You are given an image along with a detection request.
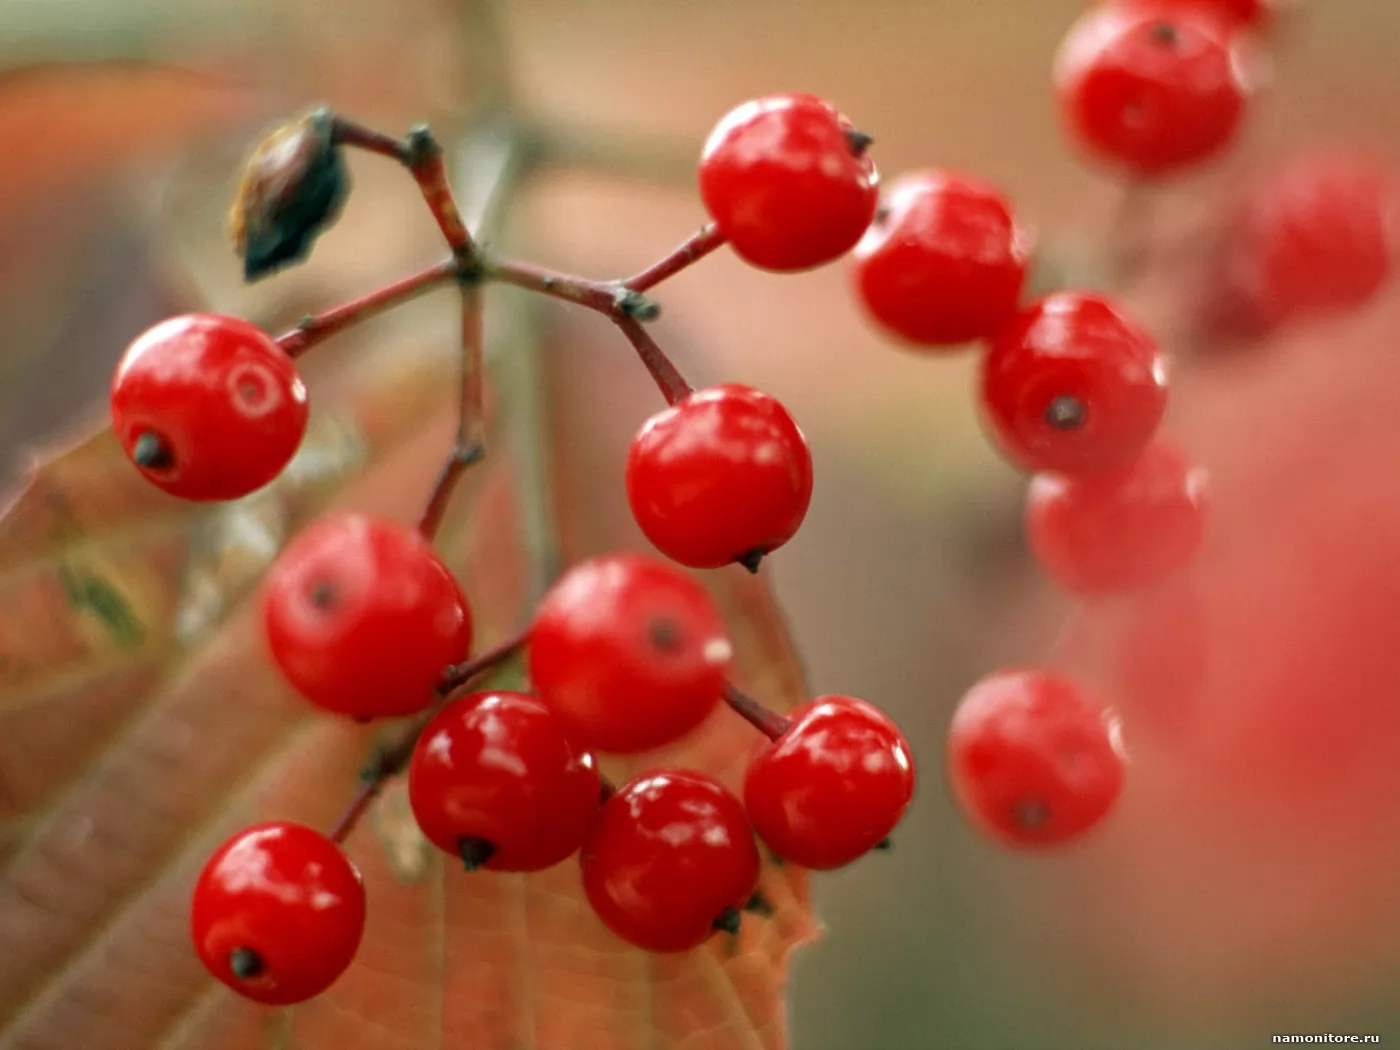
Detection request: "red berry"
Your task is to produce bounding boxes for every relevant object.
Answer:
[1026,441,1207,595]
[408,690,601,872]
[948,669,1126,848]
[626,384,813,570]
[262,513,472,719]
[529,554,731,753]
[190,821,366,1005]
[743,695,915,870]
[580,769,760,952]
[111,313,308,501]
[981,292,1168,476]
[699,93,879,272]
[1055,3,1253,176]
[852,171,1033,347]
[1204,152,1398,337]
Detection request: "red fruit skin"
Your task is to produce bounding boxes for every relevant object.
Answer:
[407,691,601,871]
[1205,152,1398,337]
[699,93,879,272]
[981,292,1168,476]
[580,769,760,952]
[743,695,916,870]
[852,171,1033,348]
[262,513,473,719]
[111,313,309,501]
[1055,3,1252,176]
[190,821,366,1005]
[529,554,732,754]
[626,384,813,569]
[948,669,1126,848]
[1026,441,1207,595]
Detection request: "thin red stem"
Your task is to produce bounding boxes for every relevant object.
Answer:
[615,316,693,405]
[275,258,458,357]
[327,630,528,845]
[488,258,624,314]
[624,223,726,292]
[722,682,792,742]
[330,118,407,162]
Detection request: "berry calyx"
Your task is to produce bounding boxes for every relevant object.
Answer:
[626,384,813,570]
[262,512,472,719]
[852,171,1033,347]
[190,821,366,1004]
[947,669,1126,848]
[407,690,602,871]
[1026,440,1207,594]
[699,93,879,271]
[1055,3,1253,175]
[1203,151,1398,337]
[580,769,760,952]
[981,292,1168,475]
[110,313,309,501]
[528,553,732,753]
[743,695,915,869]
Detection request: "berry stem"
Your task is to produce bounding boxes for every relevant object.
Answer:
[722,681,792,741]
[1108,179,1152,288]
[326,629,528,845]
[623,223,726,292]
[275,258,459,358]
[614,316,694,405]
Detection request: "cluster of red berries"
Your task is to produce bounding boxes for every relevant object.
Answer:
[104,0,1398,1014]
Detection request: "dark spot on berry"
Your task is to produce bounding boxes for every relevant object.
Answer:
[229,946,265,981]
[237,377,262,404]
[308,579,339,610]
[1044,395,1087,430]
[132,432,175,471]
[649,618,682,652]
[712,905,743,935]
[737,549,766,574]
[874,837,894,852]
[1013,797,1051,829]
[844,128,874,157]
[457,836,495,871]
[352,714,373,725]
[873,205,892,225]
[1150,21,1179,47]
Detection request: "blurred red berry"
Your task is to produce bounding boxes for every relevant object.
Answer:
[1203,151,1398,338]
[948,669,1126,848]
[699,93,879,271]
[1056,3,1254,176]
[852,171,1033,347]
[1027,441,1208,594]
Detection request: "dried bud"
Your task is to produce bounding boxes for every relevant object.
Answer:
[229,107,349,282]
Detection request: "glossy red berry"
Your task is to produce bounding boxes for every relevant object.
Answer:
[529,554,732,753]
[1055,3,1253,176]
[699,93,879,272]
[1027,441,1207,595]
[626,384,813,570]
[111,313,308,501]
[852,171,1033,347]
[580,769,760,952]
[190,821,366,1005]
[981,292,1168,476]
[1204,152,1397,337]
[408,690,601,872]
[948,669,1126,848]
[262,512,472,719]
[744,695,915,870]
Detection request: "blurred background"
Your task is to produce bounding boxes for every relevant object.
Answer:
[3,0,1400,1048]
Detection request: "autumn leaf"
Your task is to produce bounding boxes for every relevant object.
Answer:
[0,242,817,1048]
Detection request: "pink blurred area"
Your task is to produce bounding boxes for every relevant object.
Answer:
[4,0,1400,1047]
